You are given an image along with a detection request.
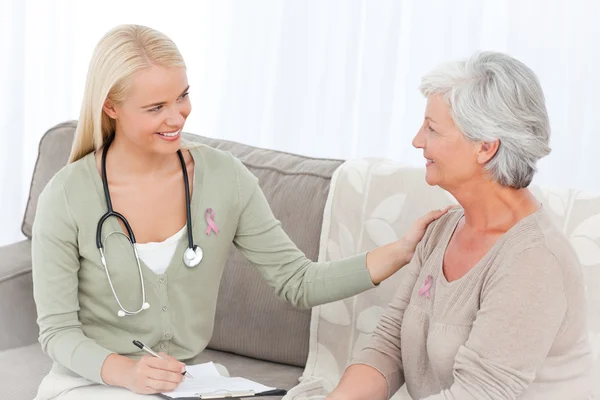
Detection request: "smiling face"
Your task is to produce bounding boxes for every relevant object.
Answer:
[103,65,191,155]
[412,94,485,190]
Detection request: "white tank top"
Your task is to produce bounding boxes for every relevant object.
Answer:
[136,225,186,275]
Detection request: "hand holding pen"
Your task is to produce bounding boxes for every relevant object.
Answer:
[116,340,194,395]
[133,340,195,379]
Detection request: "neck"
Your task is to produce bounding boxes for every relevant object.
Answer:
[105,132,177,178]
[447,178,541,233]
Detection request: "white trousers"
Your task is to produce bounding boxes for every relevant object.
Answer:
[34,364,230,399]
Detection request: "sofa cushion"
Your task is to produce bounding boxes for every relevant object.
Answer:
[0,240,39,351]
[0,344,300,400]
[22,121,342,367]
[184,135,343,367]
[21,121,77,238]
[0,343,53,400]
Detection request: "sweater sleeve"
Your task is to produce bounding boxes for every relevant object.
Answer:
[32,176,114,384]
[231,158,375,309]
[422,246,567,400]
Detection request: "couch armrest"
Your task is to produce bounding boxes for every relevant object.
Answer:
[0,240,39,350]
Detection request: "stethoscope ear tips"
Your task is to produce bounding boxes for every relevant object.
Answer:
[183,246,203,268]
[142,302,150,310]
[118,310,126,317]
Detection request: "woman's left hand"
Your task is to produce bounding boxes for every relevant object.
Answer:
[366,205,455,284]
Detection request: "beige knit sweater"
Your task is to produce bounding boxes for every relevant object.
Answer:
[353,208,593,399]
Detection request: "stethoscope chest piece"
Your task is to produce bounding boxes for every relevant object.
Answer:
[118,302,150,317]
[183,245,203,267]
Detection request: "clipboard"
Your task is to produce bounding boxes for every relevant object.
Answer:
[158,388,287,399]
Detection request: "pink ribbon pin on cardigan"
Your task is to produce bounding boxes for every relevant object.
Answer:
[205,208,219,236]
[418,275,433,298]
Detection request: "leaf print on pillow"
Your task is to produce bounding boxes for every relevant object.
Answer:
[576,191,600,200]
[345,159,369,194]
[338,223,356,258]
[327,240,342,261]
[569,237,600,267]
[571,214,600,241]
[356,305,386,333]
[372,161,403,176]
[365,219,398,246]
[370,194,407,224]
[546,192,567,217]
[320,301,352,326]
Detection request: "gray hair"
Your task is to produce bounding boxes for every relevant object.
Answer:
[419,51,551,189]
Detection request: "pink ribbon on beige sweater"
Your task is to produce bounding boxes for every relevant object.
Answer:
[418,275,433,298]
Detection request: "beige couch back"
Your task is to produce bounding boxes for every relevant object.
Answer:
[23,121,343,367]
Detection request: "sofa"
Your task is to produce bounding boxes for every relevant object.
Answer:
[1,121,598,400]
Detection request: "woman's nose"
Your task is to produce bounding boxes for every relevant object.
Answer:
[166,106,185,127]
[412,128,425,149]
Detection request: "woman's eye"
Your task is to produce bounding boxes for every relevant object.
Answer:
[179,92,189,100]
[148,105,163,112]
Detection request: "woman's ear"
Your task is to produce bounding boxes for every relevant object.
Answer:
[103,99,118,119]
[477,140,500,164]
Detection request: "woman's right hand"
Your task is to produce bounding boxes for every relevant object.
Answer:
[125,353,186,394]
[102,352,186,394]
[366,205,455,284]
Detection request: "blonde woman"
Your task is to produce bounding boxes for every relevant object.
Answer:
[327,52,593,399]
[31,25,449,399]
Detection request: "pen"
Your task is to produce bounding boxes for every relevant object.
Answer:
[132,340,195,379]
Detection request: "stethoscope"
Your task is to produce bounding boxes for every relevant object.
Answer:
[96,134,203,317]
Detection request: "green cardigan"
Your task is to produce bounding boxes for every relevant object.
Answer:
[31,144,373,384]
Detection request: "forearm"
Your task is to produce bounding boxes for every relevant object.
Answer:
[277,253,375,308]
[366,239,412,284]
[269,239,412,308]
[37,320,116,383]
[328,365,388,400]
[101,353,136,387]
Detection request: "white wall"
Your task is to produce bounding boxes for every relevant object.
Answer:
[1,0,599,245]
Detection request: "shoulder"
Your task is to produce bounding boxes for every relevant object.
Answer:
[188,144,251,179]
[33,155,96,235]
[37,153,94,209]
[189,143,235,166]
[188,145,258,204]
[419,207,464,257]
[502,209,579,271]
[487,209,582,292]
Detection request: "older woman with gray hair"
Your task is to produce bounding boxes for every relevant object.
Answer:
[326,51,593,399]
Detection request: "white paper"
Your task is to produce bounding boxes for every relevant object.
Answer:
[162,362,275,398]
[185,362,223,378]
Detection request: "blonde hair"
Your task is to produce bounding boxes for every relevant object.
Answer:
[68,24,186,163]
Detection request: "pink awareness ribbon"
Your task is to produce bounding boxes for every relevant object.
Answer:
[205,208,219,236]
[418,275,433,298]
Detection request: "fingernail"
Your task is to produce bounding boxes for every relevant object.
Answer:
[181,365,186,373]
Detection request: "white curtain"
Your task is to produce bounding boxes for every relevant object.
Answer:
[1,0,599,246]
